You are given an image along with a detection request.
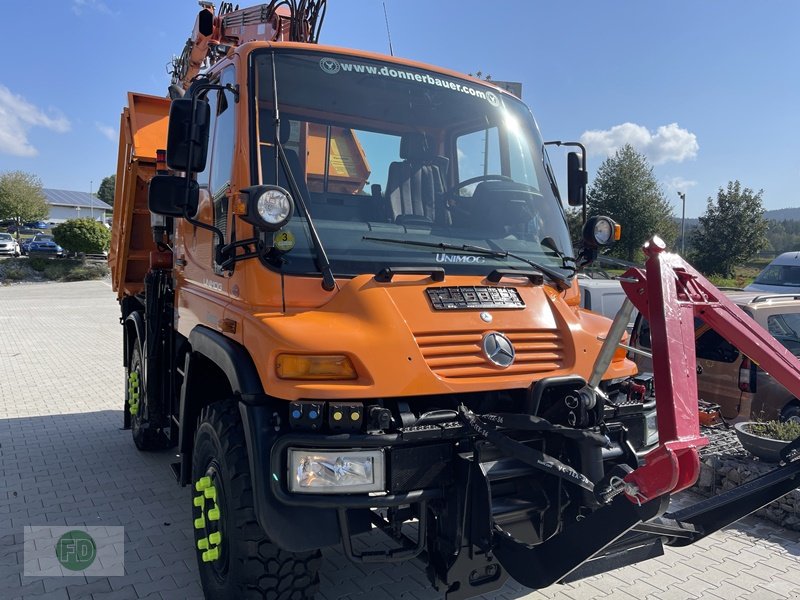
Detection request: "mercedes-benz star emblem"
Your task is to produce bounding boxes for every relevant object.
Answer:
[482,332,515,368]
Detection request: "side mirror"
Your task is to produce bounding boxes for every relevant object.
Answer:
[149,175,199,218]
[166,97,211,173]
[567,151,587,206]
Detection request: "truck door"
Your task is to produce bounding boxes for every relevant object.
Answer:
[175,67,237,335]
[695,324,743,419]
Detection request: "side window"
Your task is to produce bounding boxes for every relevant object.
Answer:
[456,127,500,196]
[696,329,739,363]
[195,92,219,190]
[208,69,236,242]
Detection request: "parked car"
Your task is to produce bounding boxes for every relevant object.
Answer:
[577,271,638,330]
[27,234,65,257]
[23,221,50,230]
[745,252,800,293]
[631,292,800,423]
[0,233,21,257]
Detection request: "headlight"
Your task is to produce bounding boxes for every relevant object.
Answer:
[582,216,621,247]
[288,449,385,494]
[257,188,293,225]
[644,409,659,448]
[240,184,294,231]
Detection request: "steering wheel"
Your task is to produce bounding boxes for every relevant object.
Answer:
[447,174,514,200]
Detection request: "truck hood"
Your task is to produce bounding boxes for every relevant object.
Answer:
[242,274,635,400]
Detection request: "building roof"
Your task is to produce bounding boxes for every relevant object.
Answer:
[42,189,112,211]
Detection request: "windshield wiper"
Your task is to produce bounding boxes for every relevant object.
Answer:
[270,53,336,291]
[362,236,571,291]
[541,237,577,273]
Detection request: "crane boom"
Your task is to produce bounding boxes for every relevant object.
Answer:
[170,0,327,92]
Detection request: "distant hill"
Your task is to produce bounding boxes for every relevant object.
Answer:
[674,208,800,227]
[764,207,800,221]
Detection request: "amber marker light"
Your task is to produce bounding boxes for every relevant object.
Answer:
[614,224,622,241]
[276,354,357,380]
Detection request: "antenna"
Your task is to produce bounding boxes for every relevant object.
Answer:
[382,2,394,56]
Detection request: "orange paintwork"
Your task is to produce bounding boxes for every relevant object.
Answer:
[114,41,636,402]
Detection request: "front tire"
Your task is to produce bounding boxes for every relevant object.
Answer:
[192,400,321,600]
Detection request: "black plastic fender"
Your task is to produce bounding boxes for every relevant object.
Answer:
[239,402,341,552]
[181,326,340,552]
[123,311,145,369]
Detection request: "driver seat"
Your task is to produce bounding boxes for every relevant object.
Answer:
[385,133,448,225]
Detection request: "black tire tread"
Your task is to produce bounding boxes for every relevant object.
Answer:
[194,400,321,599]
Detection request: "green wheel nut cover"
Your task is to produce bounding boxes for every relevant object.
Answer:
[193,477,223,562]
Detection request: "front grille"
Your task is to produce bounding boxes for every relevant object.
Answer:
[415,328,565,379]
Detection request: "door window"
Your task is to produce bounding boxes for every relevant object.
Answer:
[696,329,739,363]
[209,69,236,242]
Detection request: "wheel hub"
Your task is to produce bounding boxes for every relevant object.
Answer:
[193,465,228,573]
[127,370,140,415]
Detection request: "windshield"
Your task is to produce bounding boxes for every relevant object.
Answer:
[753,264,800,287]
[34,235,53,242]
[252,50,573,279]
[0,234,11,241]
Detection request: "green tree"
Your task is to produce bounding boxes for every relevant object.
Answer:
[96,174,116,208]
[691,181,768,277]
[0,171,49,225]
[565,207,584,243]
[53,218,110,255]
[587,145,677,261]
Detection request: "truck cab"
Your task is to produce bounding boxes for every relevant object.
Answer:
[110,9,662,599]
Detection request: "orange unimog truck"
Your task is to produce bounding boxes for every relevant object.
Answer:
[109,2,795,598]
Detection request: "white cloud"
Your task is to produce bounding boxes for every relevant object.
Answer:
[664,176,698,193]
[0,85,71,157]
[72,0,112,15]
[580,122,699,165]
[95,122,116,142]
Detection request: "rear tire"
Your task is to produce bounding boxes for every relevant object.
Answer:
[127,344,170,451]
[192,399,321,600]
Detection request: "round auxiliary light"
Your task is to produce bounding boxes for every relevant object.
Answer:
[256,187,293,228]
[583,215,618,248]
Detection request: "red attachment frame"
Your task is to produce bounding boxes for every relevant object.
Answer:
[619,237,800,503]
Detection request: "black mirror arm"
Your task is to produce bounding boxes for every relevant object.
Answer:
[217,238,263,271]
[545,140,588,221]
[181,206,228,266]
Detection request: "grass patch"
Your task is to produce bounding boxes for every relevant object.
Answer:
[1,264,27,282]
[0,257,108,284]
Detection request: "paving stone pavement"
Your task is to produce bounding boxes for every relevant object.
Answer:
[1,279,799,599]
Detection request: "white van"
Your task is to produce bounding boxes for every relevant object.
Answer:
[745,252,800,293]
[577,273,638,330]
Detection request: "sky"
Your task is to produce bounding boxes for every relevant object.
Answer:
[1,0,799,218]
